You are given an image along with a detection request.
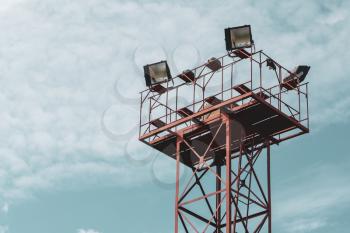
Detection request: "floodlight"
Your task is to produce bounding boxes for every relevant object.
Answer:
[281,65,310,90]
[179,69,195,83]
[144,61,172,87]
[206,57,221,71]
[225,25,253,51]
[266,58,276,70]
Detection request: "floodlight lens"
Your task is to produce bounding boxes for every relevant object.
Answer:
[144,61,171,86]
[149,62,167,83]
[294,65,310,83]
[231,27,250,48]
[281,65,310,90]
[284,65,310,83]
[225,25,253,51]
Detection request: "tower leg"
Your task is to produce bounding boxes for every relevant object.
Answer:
[225,115,231,233]
[216,165,222,233]
[175,137,181,233]
[233,144,243,233]
[267,140,272,233]
[174,119,272,233]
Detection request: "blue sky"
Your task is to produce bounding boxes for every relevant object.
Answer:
[0,0,350,233]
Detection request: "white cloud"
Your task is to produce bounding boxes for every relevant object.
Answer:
[0,225,8,233]
[1,203,9,214]
[274,162,350,232]
[0,0,235,203]
[77,229,101,233]
[0,0,348,206]
[285,218,326,233]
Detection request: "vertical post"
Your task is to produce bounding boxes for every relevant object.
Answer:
[298,85,301,121]
[166,78,169,123]
[216,165,222,233]
[306,83,309,129]
[267,140,272,233]
[230,63,233,98]
[202,74,205,113]
[175,137,181,233]
[221,57,224,100]
[139,93,143,138]
[193,78,196,116]
[175,87,178,123]
[278,66,282,110]
[259,52,262,88]
[233,143,243,233]
[250,46,253,90]
[148,97,151,126]
[225,115,232,233]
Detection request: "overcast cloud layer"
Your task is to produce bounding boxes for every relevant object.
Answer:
[0,0,349,232]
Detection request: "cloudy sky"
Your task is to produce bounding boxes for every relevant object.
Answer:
[0,0,350,232]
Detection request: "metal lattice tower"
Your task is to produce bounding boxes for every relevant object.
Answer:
[138,47,309,233]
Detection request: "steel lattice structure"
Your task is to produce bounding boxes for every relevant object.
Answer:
[139,48,309,233]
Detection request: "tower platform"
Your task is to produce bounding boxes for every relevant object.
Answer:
[139,84,308,167]
[139,50,309,168]
[138,49,310,233]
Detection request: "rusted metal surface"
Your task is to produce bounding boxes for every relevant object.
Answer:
[139,49,309,233]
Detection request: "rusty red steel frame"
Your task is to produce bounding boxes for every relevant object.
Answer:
[138,48,309,233]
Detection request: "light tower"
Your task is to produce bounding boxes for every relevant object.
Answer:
[139,25,310,233]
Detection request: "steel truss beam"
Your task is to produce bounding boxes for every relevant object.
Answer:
[175,114,272,233]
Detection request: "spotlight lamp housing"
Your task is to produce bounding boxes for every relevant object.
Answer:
[144,61,172,87]
[281,65,310,90]
[225,25,253,51]
[266,58,276,70]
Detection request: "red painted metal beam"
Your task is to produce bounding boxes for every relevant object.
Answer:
[139,92,252,141]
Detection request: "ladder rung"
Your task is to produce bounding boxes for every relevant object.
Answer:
[150,119,166,128]
[150,84,167,94]
[233,84,251,95]
[233,49,251,59]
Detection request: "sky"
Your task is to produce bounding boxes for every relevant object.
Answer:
[0,0,350,232]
